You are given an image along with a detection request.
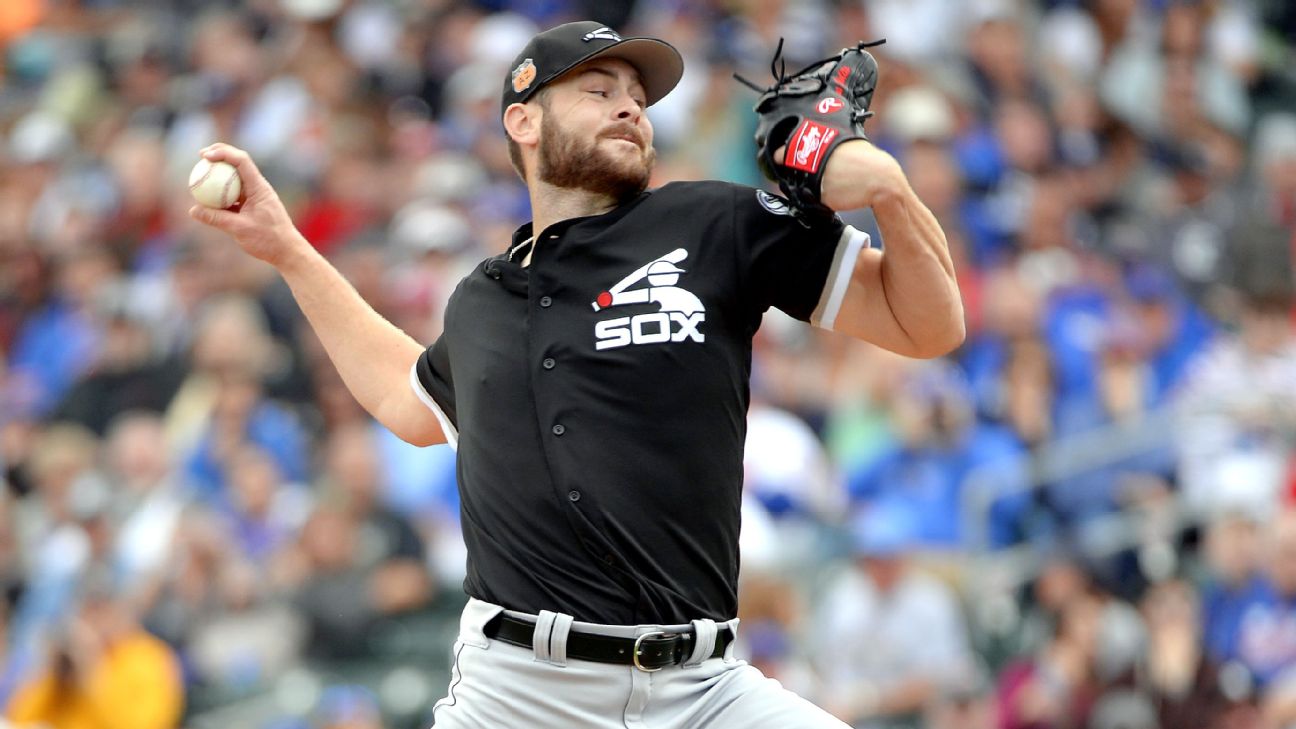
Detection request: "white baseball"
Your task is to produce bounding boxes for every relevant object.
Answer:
[188,158,243,209]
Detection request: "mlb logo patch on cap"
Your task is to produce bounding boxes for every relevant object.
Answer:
[511,59,537,93]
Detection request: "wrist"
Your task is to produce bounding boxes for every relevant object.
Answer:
[821,140,906,210]
[272,230,317,274]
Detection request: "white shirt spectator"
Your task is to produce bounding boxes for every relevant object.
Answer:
[811,503,974,726]
[1174,321,1296,518]
[813,560,975,727]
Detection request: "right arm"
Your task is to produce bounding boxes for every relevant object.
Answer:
[188,143,445,447]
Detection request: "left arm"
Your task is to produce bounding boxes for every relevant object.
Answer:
[818,140,965,358]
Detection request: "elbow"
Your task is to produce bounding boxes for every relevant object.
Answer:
[393,425,447,448]
[374,392,450,448]
[943,313,968,354]
[909,311,966,360]
[397,430,439,448]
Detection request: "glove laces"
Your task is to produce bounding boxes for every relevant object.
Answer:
[733,37,886,110]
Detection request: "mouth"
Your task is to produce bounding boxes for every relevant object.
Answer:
[603,131,643,149]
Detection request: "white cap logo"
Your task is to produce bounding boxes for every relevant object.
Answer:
[582,27,622,42]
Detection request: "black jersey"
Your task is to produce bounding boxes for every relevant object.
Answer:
[412,180,870,625]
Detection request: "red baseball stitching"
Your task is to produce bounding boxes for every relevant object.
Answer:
[220,169,238,208]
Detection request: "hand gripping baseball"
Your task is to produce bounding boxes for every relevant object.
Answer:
[187,143,303,267]
[738,39,884,217]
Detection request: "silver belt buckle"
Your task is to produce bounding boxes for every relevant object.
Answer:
[632,631,673,672]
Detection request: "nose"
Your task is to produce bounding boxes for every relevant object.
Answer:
[614,96,641,124]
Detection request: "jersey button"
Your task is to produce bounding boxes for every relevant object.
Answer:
[551,424,566,436]
[603,553,616,566]
[539,296,553,308]
[568,490,581,502]
[542,357,556,370]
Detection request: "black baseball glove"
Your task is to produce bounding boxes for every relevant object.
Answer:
[737,39,884,217]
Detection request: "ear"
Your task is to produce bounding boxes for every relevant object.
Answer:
[503,102,541,148]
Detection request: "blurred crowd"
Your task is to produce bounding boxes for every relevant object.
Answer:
[0,0,1294,727]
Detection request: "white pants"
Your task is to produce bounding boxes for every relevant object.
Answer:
[430,598,849,728]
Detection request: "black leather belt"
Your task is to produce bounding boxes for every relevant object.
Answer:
[483,613,733,671]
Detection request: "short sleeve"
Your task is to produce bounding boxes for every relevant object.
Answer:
[732,186,871,330]
[411,335,459,449]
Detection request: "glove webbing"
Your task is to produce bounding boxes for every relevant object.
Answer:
[733,37,887,128]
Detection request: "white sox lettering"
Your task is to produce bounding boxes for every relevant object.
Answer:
[592,248,706,350]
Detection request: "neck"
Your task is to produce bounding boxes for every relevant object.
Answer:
[529,178,619,238]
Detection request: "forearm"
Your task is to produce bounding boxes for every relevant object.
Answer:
[872,187,965,355]
[276,235,441,445]
[823,142,964,357]
[186,143,445,445]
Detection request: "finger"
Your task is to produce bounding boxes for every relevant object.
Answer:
[188,204,244,234]
[200,143,270,197]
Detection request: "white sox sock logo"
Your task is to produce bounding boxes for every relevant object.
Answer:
[591,248,705,351]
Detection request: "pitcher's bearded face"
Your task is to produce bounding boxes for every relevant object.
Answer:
[537,109,655,201]
[530,58,656,201]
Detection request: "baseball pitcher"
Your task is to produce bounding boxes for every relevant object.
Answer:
[189,20,964,728]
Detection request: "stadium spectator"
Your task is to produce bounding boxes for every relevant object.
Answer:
[48,285,184,436]
[742,400,846,566]
[5,578,184,729]
[922,665,997,729]
[101,412,186,596]
[183,556,304,693]
[1106,578,1234,729]
[847,361,1030,547]
[813,503,975,728]
[1220,509,1296,691]
[288,503,428,661]
[1200,510,1267,664]
[996,590,1105,729]
[174,296,309,504]
[1175,288,1296,518]
[321,423,428,568]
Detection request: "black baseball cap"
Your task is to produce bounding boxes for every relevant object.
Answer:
[501,21,684,119]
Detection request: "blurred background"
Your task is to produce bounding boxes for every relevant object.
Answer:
[0,0,1293,727]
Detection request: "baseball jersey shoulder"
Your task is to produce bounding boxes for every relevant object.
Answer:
[724,184,868,328]
[645,180,744,220]
[651,179,739,198]
[644,179,827,235]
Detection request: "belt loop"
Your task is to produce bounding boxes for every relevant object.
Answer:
[533,610,558,663]
[684,619,718,667]
[460,598,503,649]
[549,613,574,667]
[722,617,740,661]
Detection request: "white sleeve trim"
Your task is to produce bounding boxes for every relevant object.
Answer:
[409,361,458,450]
[810,225,870,331]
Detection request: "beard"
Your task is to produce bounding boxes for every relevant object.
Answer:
[537,116,655,202]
